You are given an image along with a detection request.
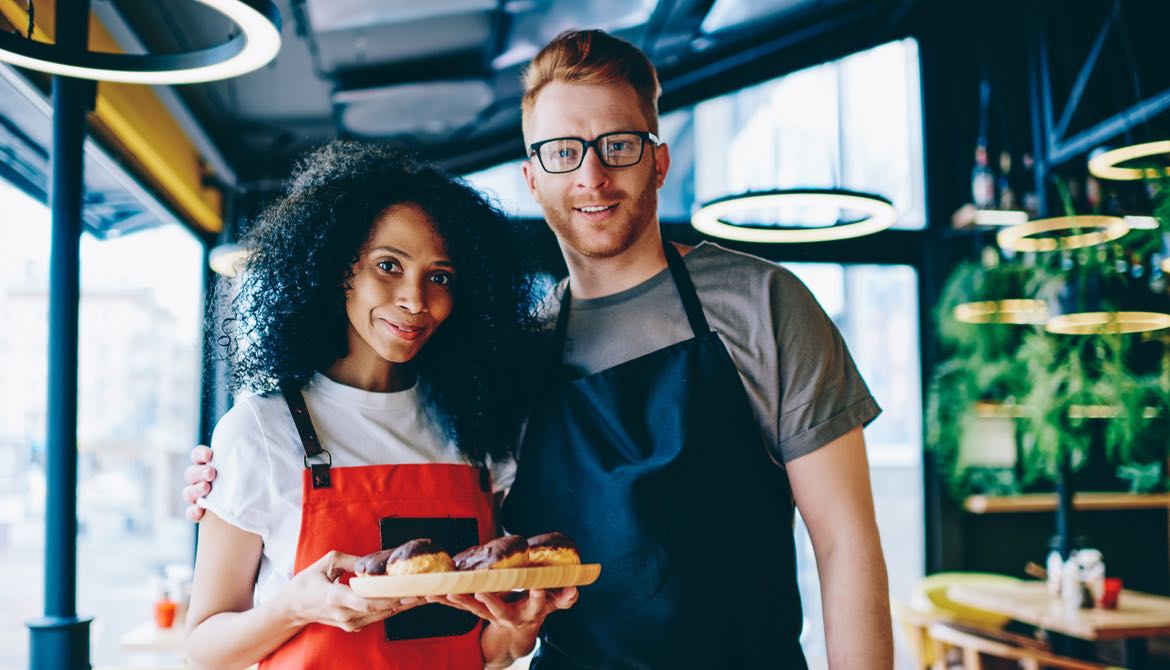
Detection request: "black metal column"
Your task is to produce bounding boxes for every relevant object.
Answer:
[27,1,96,668]
[195,241,231,561]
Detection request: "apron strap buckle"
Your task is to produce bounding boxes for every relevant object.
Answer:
[310,462,332,489]
[284,387,334,489]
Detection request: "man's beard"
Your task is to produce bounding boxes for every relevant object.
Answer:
[537,171,658,259]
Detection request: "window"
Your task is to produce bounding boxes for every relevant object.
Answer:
[787,263,923,669]
[0,178,203,667]
[471,39,925,233]
[463,161,545,219]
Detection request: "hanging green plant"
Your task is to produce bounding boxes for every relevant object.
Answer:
[928,209,1170,498]
[927,255,1050,497]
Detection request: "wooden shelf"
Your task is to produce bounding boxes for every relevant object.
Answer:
[964,492,1170,514]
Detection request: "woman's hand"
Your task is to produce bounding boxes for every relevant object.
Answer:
[280,550,424,632]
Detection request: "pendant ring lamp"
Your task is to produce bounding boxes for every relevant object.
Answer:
[1046,311,1170,335]
[691,189,897,243]
[953,299,1050,325]
[0,0,282,85]
[996,215,1129,253]
[1087,141,1170,181]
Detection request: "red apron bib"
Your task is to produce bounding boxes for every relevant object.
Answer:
[260,391,494,669]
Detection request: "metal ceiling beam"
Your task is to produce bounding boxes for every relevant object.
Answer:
[1032,0,1170,169]
[441,2,912,174]
[1051,1,1116,143]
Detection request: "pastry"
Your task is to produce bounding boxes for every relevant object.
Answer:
[453,535,529,570]
[526,532,581,567]
[355,538,455,576]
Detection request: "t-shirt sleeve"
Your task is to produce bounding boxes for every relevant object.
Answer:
[198,399,273,538]
[773,269,881,463]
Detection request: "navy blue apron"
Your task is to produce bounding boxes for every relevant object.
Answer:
[502,243,806,669]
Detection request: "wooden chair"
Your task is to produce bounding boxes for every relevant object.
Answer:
[894,600,1049,670]
[895,602,942,669]
[928,622,1127,670]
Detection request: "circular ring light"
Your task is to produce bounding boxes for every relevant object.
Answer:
[1046,311,1170,335]
[1088,141,1170,181]
[0,0,281,85]
[691,189,897,243]
[997,215,1128,253]
[953,299,1050,325]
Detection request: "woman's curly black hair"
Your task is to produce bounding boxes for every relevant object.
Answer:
[210,140,543,464]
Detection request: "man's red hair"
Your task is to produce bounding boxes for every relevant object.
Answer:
[521,29,661,138]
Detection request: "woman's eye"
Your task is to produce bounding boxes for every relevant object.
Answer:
[430,272,453,286]
[377,259,400,273]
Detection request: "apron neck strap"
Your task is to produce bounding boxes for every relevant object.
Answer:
[282,387,332,489]
[552,241,710,360]
[663,242,710,337]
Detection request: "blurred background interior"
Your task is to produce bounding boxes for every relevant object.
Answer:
[2,0,1170,668]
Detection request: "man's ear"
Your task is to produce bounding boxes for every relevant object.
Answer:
[653,143,671,189]
[521,159,538,196]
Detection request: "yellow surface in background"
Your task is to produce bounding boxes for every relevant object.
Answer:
[0,0,223,234]
[912,571,1019,628]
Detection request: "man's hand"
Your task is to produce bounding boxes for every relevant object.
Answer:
[431,587,578,668]
[430,587,578,633]
[183,445,216,522]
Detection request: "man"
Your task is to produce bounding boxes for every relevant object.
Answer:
[186,30,892,668]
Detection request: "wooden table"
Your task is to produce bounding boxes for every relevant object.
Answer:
[118,617,184,654]
[948,580,1170,668]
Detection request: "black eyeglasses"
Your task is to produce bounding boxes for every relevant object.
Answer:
[528,131,660,174]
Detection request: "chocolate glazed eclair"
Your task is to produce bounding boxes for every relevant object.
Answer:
[453,535,530,570]
[355,538,456,576]
[526,532,581,566]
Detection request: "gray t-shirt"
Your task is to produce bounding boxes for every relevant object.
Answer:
[556,241,880,465]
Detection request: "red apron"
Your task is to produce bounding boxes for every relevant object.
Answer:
[260,390,494,669]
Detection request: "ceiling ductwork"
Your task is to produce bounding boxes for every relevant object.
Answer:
[334,80,495,137]
[302,0,498,74]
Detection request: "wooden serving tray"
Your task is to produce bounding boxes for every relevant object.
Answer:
[350,563,601,598]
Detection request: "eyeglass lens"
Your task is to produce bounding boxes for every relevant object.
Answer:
[538,133,645,172]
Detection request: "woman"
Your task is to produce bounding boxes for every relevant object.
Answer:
[186,141,574,669]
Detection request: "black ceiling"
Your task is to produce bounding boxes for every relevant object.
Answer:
[108,0,916,186]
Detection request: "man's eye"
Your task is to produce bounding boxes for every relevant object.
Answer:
[556,148,578,160]
[609,141,629,152]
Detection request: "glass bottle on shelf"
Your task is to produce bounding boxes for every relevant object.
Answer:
[1086,176,1102,212]
[972,145,995,209]
[1046,536,1063,597]
[1067,177,1083,213]
[1020,153,1040,217]
[997,151,1016,210]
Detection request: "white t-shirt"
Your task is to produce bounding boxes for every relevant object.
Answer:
[200,372,516,605]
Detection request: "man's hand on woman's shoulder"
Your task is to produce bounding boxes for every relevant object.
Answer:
[183,445,217,522]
